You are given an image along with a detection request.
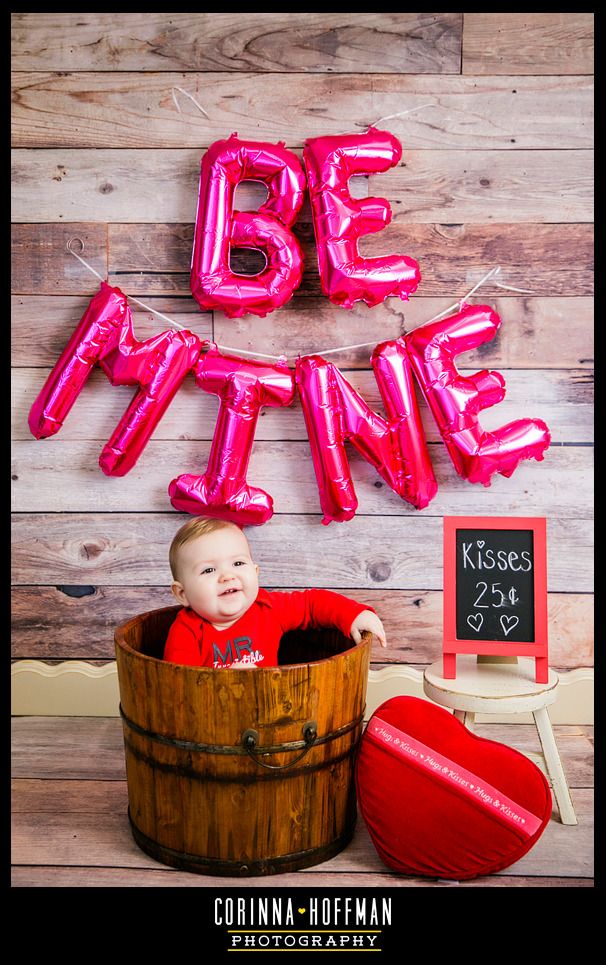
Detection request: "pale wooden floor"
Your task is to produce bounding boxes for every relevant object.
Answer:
[11,717,593,888]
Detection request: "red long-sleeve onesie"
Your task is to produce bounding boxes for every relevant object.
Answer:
[163,588,369,668]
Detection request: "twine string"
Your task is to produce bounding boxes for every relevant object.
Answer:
[66,238,187,331]
[205,344,287,362]
[66,241,530,362]
[123,296,187,331]
[66,94,535,356]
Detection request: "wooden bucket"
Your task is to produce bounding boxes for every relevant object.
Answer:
[114,605,371,876]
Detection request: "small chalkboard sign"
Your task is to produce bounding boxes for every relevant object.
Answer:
[443,517,548,683]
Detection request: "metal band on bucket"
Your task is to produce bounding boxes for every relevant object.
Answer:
[366,716,542,837]
[127,808,357,877]
[120,703,364,755]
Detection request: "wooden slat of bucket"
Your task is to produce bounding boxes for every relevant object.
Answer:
[115,608,369,745]
[124,731,359,870]
[114,607,371,873]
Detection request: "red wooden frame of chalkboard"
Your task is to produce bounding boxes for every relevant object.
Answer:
[443,516,548,683]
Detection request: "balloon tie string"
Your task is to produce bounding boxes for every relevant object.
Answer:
[364,103,435,129]
[65,242,529,362]
[171,86,210,118]
[494,281,536,294]
[328,104,434,137]
[168,94,435,142]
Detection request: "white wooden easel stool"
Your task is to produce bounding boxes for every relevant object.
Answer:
[423,655,577,825]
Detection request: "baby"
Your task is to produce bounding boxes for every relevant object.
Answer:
[164,516,387,668]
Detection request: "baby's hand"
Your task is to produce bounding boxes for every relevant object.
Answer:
[350,611,387,649]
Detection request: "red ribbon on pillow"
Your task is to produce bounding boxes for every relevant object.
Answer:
[367,716,542,838]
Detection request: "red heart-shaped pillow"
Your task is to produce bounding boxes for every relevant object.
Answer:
[356,696,552,880]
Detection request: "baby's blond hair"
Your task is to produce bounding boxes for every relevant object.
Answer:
[169,517,243,581]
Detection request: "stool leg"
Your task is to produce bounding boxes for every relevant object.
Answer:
[533,707,578,826]
[453,710,475,731]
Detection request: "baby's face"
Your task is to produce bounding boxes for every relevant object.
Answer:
[171,526,259,629]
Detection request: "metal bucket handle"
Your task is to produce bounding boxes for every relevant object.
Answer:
[241,721,318,770]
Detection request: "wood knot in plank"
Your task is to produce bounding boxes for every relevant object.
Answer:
[367,561,391,583]
[80,542,103,561]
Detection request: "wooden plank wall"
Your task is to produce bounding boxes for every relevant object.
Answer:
[11,13,594,676]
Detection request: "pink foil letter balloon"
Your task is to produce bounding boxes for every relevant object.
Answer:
[303,127,421,309]
[295,343,437,525]
[190,134,306,318]
[404,304,551,485]
[28,283,201,475]
[169,346,296,525]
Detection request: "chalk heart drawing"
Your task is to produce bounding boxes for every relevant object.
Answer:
[500,614,520,636]
[467,613,484,632]
[477,540,485,548]
[298,908,306,915]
